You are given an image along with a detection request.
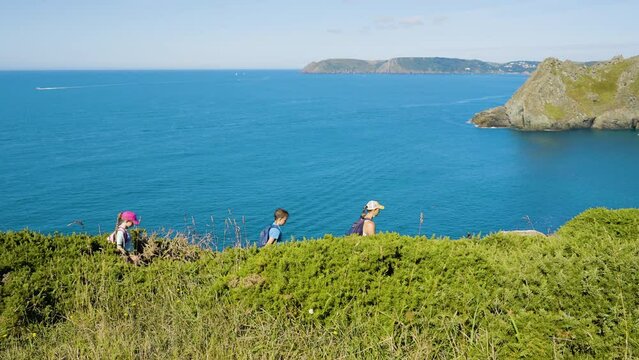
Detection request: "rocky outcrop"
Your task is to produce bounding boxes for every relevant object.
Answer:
[471,55,639,130]
[470,106,511,128]
[499,230,547,237]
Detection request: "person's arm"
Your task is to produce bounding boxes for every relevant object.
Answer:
[265,227,281,246]
[363,220,375,236]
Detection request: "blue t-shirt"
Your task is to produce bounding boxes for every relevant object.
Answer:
[269,223,282,242]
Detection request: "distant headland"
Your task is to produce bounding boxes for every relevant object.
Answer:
[302,57,539,74]
[471,55,639,131]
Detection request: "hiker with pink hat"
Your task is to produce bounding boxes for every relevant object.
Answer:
[107,211,141,261]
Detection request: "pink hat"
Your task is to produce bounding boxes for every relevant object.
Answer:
[121,211,140,225]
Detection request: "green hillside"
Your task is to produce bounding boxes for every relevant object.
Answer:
[388,57,495,73]
[562,58,635,115]
[2,208,639,358]
[303,58,384,73]
[302,57,539,74]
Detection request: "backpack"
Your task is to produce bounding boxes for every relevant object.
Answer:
[259,224,280,247]
[346,217,368,236]
[107,228,128,244]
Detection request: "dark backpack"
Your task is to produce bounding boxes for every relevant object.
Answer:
[259,224,280,247]
[346,218,368,236]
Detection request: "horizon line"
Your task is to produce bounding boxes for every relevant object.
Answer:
[0,67,303,72]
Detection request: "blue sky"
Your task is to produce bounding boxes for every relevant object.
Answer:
[1,0,638,69]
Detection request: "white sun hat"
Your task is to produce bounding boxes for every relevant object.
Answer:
[366,200,385,211]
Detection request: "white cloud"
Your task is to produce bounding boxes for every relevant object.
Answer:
[431,16,449,25]
[398,16,424,27]
[374,15,424,30]
[375,16,395,24]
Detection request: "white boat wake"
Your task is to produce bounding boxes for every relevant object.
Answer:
[402,94,510,108]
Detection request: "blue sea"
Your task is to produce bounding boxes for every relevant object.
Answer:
[1,70,637,246]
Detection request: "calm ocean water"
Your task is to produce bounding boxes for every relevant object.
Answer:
[1,70,637,246]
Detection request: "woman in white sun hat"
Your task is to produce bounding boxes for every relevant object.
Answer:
[346,200,385,236]
[362,200,384,236]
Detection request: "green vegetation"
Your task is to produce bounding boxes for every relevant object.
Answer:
[304,59,383,73]
[2,208,639,358]
[544,103,566,120]
[390,57,494,73]
[562,60,633,115]
[303,57,539,74]
[630,77,639,98]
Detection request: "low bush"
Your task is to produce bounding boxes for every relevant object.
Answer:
[1,208,638,358]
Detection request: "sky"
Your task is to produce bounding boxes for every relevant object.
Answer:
[1,0,638,69]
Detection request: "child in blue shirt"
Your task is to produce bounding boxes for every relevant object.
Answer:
[260,208,289,247]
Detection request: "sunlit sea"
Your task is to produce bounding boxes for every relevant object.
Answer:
[1,70,637,247]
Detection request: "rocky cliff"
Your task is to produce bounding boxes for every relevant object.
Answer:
[471,55,639,130]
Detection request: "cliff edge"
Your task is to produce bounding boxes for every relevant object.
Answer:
[471,55,639,130]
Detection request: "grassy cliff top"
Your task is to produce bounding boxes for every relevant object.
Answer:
[559,57,639,115]
[2,208,639,358]
[519,55,639,122]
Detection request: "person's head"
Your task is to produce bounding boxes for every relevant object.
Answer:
[274,208,289,225]
[363,200,385,218]
[117,210,140,228]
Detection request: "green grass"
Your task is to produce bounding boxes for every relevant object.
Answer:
[544,103,566,120]
[562,60,633,115]
[630,77,639,98]
[2,208,639,358]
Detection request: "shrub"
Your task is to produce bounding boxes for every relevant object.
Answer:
[2,208,638,358]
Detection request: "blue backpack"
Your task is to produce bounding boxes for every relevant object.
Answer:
[346,218,367,236]
[259,224,281,247]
